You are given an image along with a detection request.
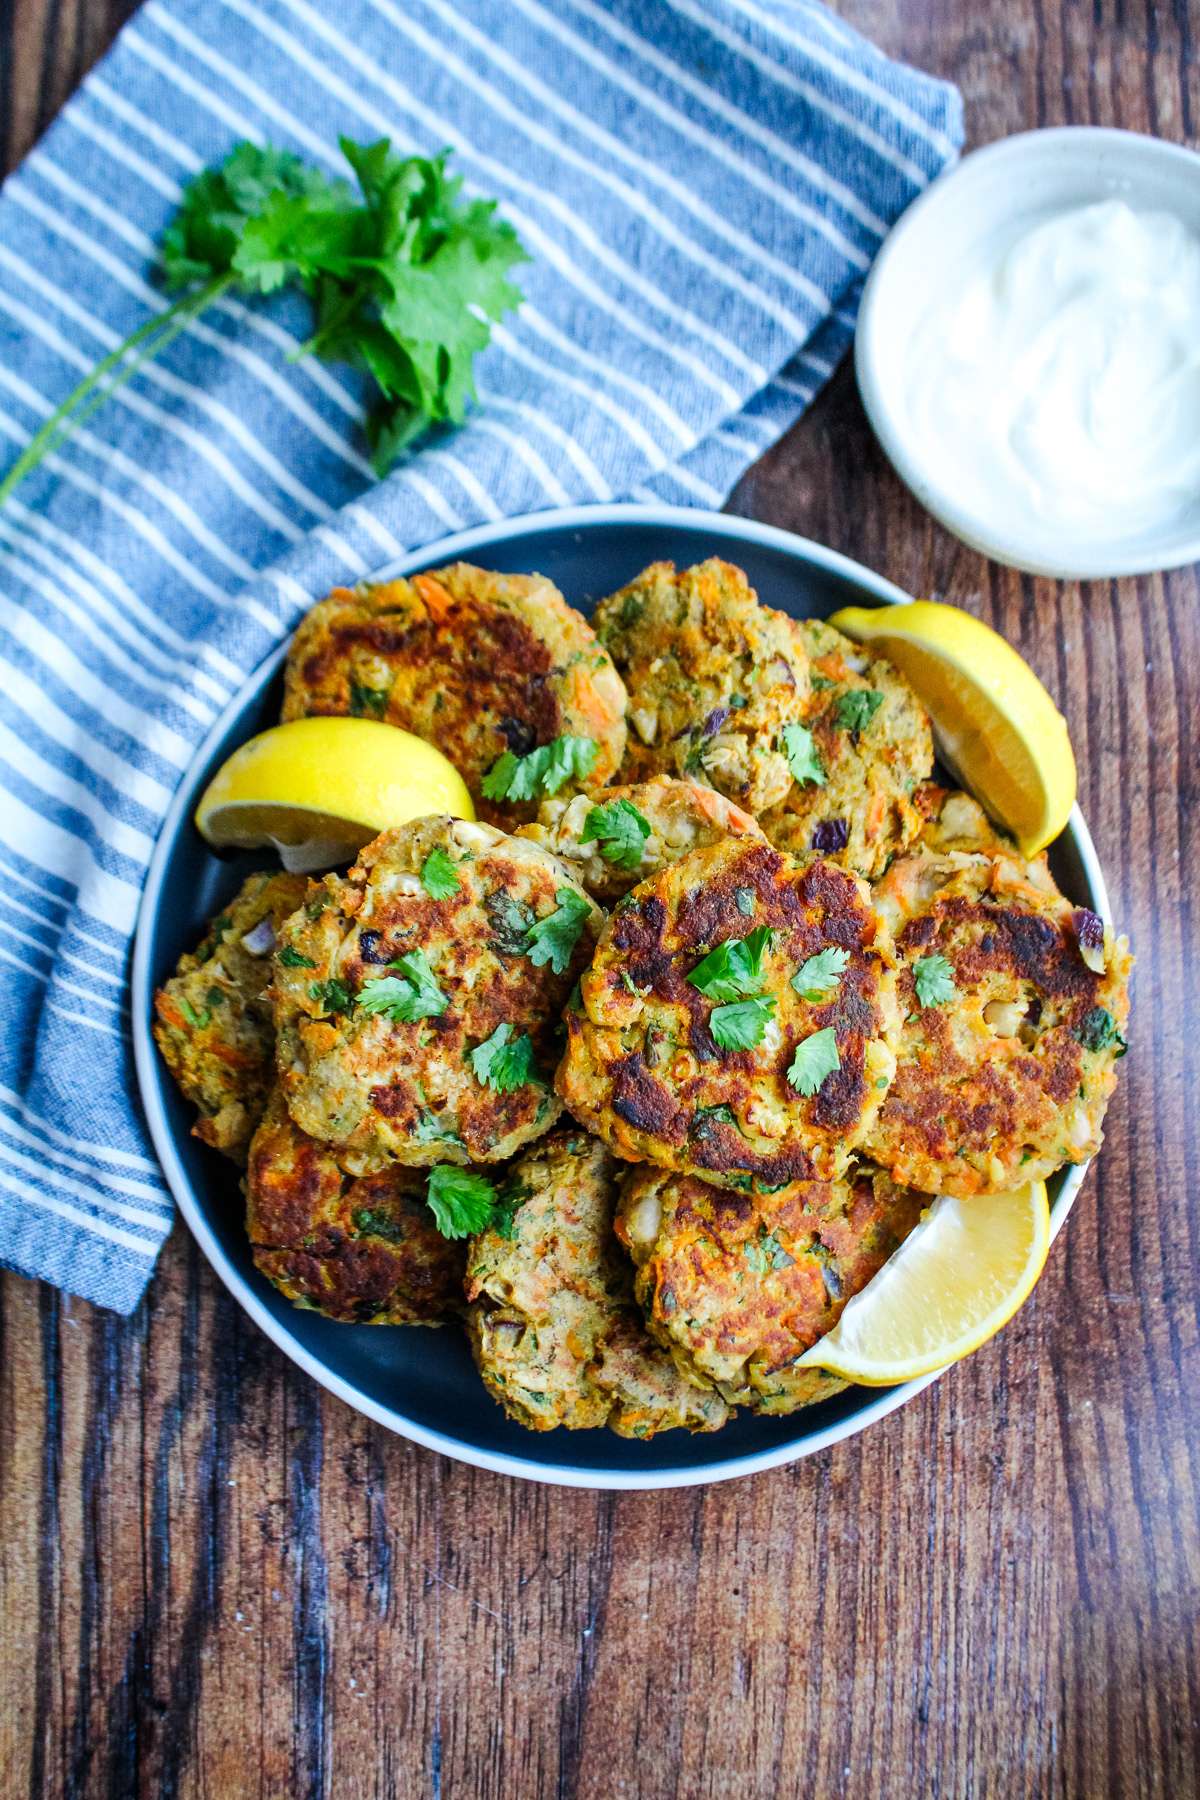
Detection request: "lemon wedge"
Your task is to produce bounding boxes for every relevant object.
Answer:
[195,716,474,872]
[827,601,1076,856]
[797,1180,1051,1386]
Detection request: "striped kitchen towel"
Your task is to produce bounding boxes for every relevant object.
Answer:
[0,0,962,1313]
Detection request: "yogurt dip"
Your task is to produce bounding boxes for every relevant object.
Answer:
[903,199,1200,545]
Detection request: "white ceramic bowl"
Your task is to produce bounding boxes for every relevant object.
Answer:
[855,127,1200,580]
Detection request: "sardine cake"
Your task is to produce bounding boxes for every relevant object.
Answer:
[464,1128,728,1436]
[245,1090,464,1324]
[153,869,308,1160]
[866,850,1132,1195]
[282,562,627,823]
[592,559,810,815]
[557,837,900,1189]
[271,818,603,1168]
[616,1162,925,1412]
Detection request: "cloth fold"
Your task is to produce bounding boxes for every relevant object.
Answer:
[0,0,961,1312]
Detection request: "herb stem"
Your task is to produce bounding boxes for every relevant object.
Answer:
[0,273,234,510]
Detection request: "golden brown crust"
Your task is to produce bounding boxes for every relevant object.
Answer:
[270,818,603,1167]
[865,851,1133,1195]
[556,838,900,1188]
[245,1091,464,1323]
[594,559,810,814]
[616,1163,924,1412]
[464,1128,729,1435]
[152,870,309,1160]
[761,615,932,880]
[281,562,627,824]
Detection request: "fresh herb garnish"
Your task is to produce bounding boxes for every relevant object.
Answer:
[485,889,536,955]
[358,950,447,1022]
[0,138,527,507]
[426,1165,499,1239]
[413,1110,465,1148]
[307,977,355,1015]
[420,847,461,900]
[687,927,773,1002]
[1075,1007,1126,1053]
[836,689,884,735]
[709,994,776,1051]
[791,946,851,1002]
[786,1027,841,1096]
[470,1022,539,1092]
[913,954,958,1008]
[780,722,826,787]
[525,888,592,975]
[480,734,599,803]
[278,946,316,969]
[580,798,651,870]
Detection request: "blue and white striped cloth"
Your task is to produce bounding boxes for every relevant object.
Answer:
[0,0,962,1313]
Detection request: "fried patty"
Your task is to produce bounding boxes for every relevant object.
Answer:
[761,616,932,879]
[617,1163,924,1411]
[593,559,810,815]
[866,850,1133,1195]
[245,1090,464,1323]
[271,818,603,1168]
[517,774,766,904]
[282,562,627,824]
[153,870,309,1160]
[913,783,1060,895]
[557,838,900,1189]
[464,1128,729,1436]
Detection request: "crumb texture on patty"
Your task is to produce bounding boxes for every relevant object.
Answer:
[245,1090,465,1323]
[517,774,765,903]
[271,817,603,1168]
[465,1129,729,1436]
[866,850,1132,1195]
[282,562,627,822]
[556,837,900,1189]
[617,1162,924,1412]
[593,559,811,815]
[761,616,933,880]
[153,869,308,1161]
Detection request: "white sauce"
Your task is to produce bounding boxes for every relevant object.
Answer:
[905,199,1200,542]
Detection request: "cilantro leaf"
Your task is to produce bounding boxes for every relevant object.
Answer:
[709,994,776,1052]
[420,847,461,900]
[481,735,598,803]
[470,1022,540,1092]
[580,798,652,870]
[913,954,958,1008]
[791,946,851,1002]
[1075,1007,1126,1053]
[278,945,316,969]
[687,927,773,1002]
[358,950,448,1021]
[413,1110,464,1149]
[426,1165,498,1239]
[525,888,592,976]
[781,722,826,787]
[307,977,355,1015]
[787,1027,841,1096]
[836,689,884,735]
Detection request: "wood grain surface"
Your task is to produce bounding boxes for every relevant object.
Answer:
[1,1,1197,1796]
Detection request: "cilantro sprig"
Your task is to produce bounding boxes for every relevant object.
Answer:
[525,888,592,975]
[358,949,448,1022]
[836,689,884,735]
[580,798,652,870]
[781,722,826,787]
[688,927,775,1051]
[481,735,598,804]
[0,137,527,508]
[791,946,850,1002]
[913,954,958,1009]
[787,1026,841,1097]
[426,1165,499,1239]
[709,994,777,1052]
[420,847,461,900]
[470,1022,540,1092]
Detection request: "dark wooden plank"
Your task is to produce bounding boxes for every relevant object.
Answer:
[0,0,1196,1795]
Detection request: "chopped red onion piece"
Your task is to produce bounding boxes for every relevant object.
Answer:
[1072,907,1106,973]
[240,918,277,956]
[811,818,849,853]
[702,706,731,738]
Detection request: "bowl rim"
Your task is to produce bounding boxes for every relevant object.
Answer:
[855,125,1200,580]
[131,501,1108,1489]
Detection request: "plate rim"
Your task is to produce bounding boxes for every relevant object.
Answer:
[131,502,1107,1490]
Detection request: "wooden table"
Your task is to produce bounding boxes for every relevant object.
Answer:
[2,2,1197,1794]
